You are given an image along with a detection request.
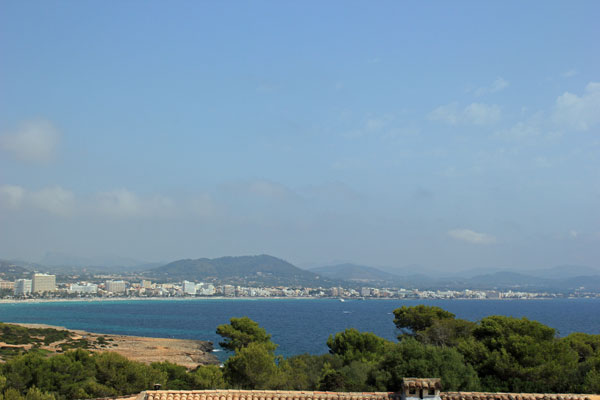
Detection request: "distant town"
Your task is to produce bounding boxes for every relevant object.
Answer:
[1,271,599,301]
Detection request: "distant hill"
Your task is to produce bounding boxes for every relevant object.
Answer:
[310,263,401,283]
[468,271,547,287]
[525,265,600,280]
[0,260,31,281]
[145,254,333,287]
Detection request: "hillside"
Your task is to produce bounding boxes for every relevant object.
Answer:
[145,254,333,287]
[0,260,31,281]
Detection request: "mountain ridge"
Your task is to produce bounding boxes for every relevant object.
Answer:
[309,263,401,282]
[144,254,335,287]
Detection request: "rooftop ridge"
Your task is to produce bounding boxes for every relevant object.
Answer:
[137,390,597,400]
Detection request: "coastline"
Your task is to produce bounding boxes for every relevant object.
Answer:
[0,296,575,305]
[0,296,323,305]
[1,322,219,368]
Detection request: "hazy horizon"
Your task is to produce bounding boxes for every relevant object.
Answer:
[1,2,599,272]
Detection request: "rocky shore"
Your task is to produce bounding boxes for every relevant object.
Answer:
[2,323,219,369]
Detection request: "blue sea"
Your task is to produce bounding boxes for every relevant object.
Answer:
[1,298,599,361]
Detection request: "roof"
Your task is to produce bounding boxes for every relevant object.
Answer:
[136,392,596,400]
[139,391,400,400]
[441,393,593,400]
[402,378,442,390]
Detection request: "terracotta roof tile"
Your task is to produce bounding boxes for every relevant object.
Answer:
[442,393,592,400]
[137,391,596,400]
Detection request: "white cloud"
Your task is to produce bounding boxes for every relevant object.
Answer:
[490,77,509,92]
[448,228,496,244]
[29,186,75,216]
[569,230,579,238]
[474,77,509,96]
[429,102,501,125]
[463,103,501,125]
[494,83,599,144]
[0,185,74,215]
[342,114,397,138]
[495,112,543,140]
[188,194,218,218]
[562,69,578,78]
[0,120,60,163]
[238,180,299,201]
[0,185,25,208]
[553,82,600,131]
[1,185,182,219]
[95,189,175,218]
[429,103,460,125]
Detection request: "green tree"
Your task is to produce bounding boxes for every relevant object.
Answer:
[24,388,55,400]
[327,329,393,364]
[189,365,226,389]
[393,305,455,339]
[561,333,600,393]
[223,342,281,389]
[461,316,580,393]
[150,362,191,390]
[3,388,24,400]
[93,352,166,396]
[278,354,338,390]
[369,338,480,392]
[216,317,276,352]
[417,318,476,347]
[561,332,600,362]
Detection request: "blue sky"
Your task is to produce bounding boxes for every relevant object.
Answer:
[1,1,599,271]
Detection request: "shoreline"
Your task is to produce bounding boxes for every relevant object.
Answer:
[0,296,324,305]
[1,322,219,368]
[0,296,583,305]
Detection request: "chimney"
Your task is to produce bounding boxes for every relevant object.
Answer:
[401,378,442,400]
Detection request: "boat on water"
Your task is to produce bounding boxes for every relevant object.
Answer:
[338,298,345,302]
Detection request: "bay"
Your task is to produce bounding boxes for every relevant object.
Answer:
[1,298,599,361]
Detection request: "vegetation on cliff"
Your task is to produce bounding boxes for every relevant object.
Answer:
[1,305,600,400]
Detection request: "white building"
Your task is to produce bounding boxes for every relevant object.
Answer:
[196,283,215,296]
[105,280,126,293]
[14,279,32,296]
[222,285,235,296]
[32,273,56,293]
[69,283,98,294]
[141,280,152,289]
[182,281,196,295]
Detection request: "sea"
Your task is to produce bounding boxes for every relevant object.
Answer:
[1,298,599,361]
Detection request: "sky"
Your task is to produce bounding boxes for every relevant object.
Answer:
[0,1,599,272]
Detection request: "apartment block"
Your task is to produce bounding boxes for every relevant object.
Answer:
[14,279,32,295]
[32,273,56,293]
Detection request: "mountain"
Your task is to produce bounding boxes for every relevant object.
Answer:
[559,275,600,291]
[525,265,600,280]
[463,271,551,290]
[310,263,400,282]
[0,260,32,281]
[145,254,333,286]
